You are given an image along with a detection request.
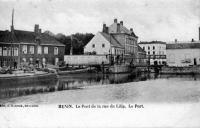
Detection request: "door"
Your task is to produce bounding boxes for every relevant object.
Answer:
[154,61,158,66]
[194,58,197,65]
[55,58,59,65]
[36,59,39,67]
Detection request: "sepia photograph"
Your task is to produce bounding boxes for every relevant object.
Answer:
[0,0,200,127]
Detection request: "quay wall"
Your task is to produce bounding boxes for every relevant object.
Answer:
[161,66,200,74]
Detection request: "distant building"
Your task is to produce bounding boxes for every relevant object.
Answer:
[166,40,200,67]
[84,19,144,64]
[137,46,146,65]
[138,41,166,65]
[0,24,65,68]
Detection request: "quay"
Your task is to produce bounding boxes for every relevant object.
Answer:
[160,66,200,74]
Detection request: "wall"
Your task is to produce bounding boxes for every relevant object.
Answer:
[84,32,111,55]
[166,49,200,67]
[64,55,110,65]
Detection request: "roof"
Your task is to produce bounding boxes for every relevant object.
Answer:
[166,43,200,49]
[0,30,65,46]
[139,41,166,45]
[167,40,200,44]
[100,32,123,48]
[0,30,12,42]
[108,22,138,38]
[138,45,146,53]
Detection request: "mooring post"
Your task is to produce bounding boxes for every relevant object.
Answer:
[102,62,104,74]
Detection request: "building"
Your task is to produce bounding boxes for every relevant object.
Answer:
[137,46,146,65]
[166,41,200,67]
[0,24,65,68]
[84,19,143,64]
[138,41,166,65]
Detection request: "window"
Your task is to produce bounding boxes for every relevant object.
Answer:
[22,45,27,54]
[3,47,7,56]
[102,44,105,48]
[54,47,58,55]
[143,47,145,50]
[148,51,150,55]
[153,46,155,50]
[14,47,18,56]
[148,46,150,50]
[29,46,34,54]
[93,44,95,48]
[44,47,48,54]
[38,46,42,54]
[7,47,11,56]
[0,47,2,56]
[92,44,95,48]
[153,51,155,55]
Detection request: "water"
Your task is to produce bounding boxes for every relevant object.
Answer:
[1,73,200,104]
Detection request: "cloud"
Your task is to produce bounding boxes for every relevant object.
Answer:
[0,0,199,41]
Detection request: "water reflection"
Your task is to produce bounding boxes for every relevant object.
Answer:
[1,73,200,99]
[58,72,151,87]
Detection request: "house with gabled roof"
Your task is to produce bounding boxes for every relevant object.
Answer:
[84,32,124,55]
[84,19,143,64]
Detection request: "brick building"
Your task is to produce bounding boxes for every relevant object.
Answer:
[0,24,65,68]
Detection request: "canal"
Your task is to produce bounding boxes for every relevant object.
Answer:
[0,73,200,104]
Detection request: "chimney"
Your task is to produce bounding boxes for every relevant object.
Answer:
[102,23,106,33]
[39,29,42,34]
[191,38,194,42]
[175,39,178,43]
[114,18,117,23]
[34,24,39,33]
[199,27,200,40]
[105,27,109,33]
[120,21,123,26]
[117,23,120,33]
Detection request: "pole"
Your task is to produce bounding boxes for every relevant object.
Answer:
[70,35,73,55]
[10,9,14,73]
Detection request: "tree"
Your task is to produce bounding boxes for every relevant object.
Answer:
[55,33,94,55]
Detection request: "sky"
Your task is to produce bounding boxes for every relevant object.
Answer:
[0,0,200,42]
